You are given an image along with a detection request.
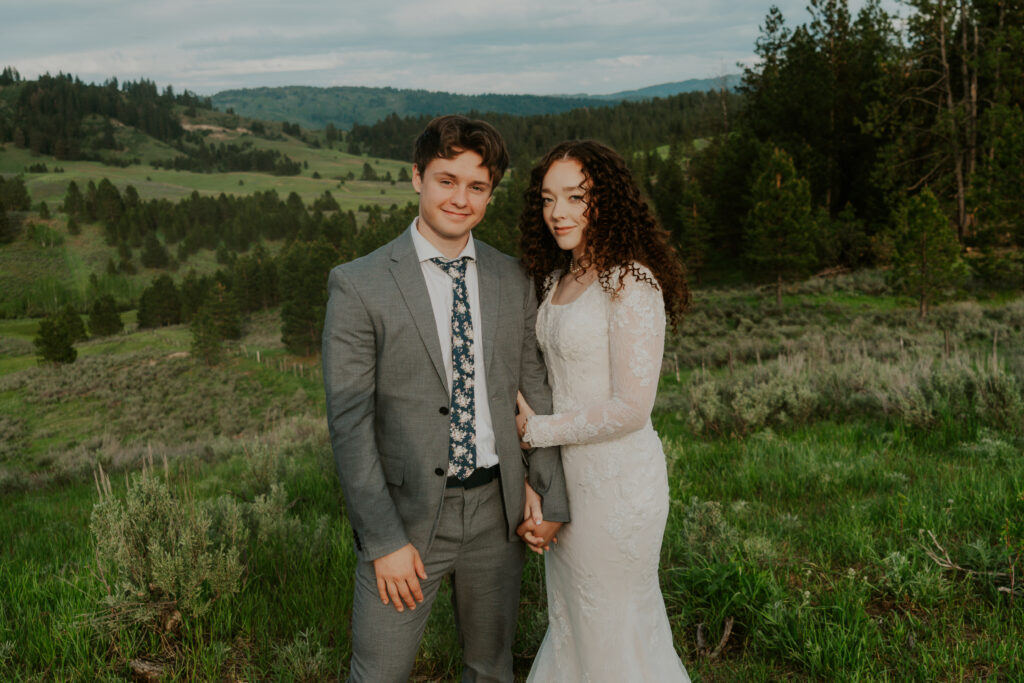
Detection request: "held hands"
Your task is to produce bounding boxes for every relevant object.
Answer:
[516,391,536,450]
[517,479,561,554]
[372,543,427,613]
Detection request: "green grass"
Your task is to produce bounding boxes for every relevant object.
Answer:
[0,318,40,340]
[1,139,416,212]
[1,280,1023,680]
[3,415,1021,680]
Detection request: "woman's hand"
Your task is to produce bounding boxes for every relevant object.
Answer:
[523,478,543,527]
[516,391,536,449]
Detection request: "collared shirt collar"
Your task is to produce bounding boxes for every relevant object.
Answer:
[409,218,477,264]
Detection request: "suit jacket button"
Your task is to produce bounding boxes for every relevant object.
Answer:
[434,468,445,476]
[439,406,449,415]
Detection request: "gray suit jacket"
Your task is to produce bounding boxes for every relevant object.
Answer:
[322,228,569,562]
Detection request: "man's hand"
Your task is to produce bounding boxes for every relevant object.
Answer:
[516,519,563,555]
[372,543,427,613]
[516,391,536,449]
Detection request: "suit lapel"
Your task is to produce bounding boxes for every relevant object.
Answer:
[389,232,448,392]
[475,244,500,373]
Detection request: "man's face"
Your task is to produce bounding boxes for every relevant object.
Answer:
[412,149,493,255]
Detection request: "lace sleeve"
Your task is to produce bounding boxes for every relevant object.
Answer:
[523,267,666,447]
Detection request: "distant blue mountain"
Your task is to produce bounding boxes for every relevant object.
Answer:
[587,75,742,101]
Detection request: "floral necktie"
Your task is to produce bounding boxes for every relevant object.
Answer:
[431,256,476,479]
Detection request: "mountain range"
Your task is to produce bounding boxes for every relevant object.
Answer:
[210,75,740,130]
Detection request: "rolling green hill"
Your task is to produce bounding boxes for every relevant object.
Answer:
[0,93,419,320]
[210,79,742,130]
[210,85,603,131]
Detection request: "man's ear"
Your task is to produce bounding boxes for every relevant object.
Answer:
[411,164,422,194]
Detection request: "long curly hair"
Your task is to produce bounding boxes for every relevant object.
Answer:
[518,140,690,328]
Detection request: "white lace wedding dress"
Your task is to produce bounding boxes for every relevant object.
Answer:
[523,264,689,682]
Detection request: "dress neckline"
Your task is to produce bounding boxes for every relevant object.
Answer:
[547,271,599,307]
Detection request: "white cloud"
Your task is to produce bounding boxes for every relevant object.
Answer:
[0,0,901,95]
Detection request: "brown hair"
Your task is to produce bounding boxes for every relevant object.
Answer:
[518,139,690,328]
[413,115,510,189]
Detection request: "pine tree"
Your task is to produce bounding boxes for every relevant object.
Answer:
[204,282,242,340]
[744,147,818,306]
[892,187,967,317]
[972,104,1024,248]
[279,240,339,355]
[34,317,77,364]
[190,305,222,365]
[0,176,31,210]
[360,162,378,181]
[0,199,12,244]
[180,269,210,323]
[141,232,170,268]
[94,179,123,224]
[57,304,88,342]
[67,216,81,235]
[137,275,182,328]
[87,295,124,337]
[676,179,712,283]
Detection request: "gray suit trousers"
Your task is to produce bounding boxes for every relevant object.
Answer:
[347,479,525,683]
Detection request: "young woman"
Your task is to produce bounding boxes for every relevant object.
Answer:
[515,140,691,681]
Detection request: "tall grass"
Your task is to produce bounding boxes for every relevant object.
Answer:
[1,279,1023,680]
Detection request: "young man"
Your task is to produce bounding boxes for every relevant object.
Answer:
[322,115,569,682]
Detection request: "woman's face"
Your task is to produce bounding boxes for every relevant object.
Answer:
[541,158,591,259]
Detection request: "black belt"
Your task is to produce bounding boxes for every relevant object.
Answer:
[446,465,500,490]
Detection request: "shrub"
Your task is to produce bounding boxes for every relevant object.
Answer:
[90,459,246,640]
[976,373,1024,434]
[272,629,330,682]
[675,342,1024,439]
[250,483,330,584]
[879,550,950,606]
[28,222,64,247]
[678,497,740,563]
[0,414,28,465]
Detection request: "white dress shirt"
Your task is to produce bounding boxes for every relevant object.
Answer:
[409,221,498,469]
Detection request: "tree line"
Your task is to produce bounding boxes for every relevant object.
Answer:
[685,0,1021,293]
[617,0,1023,306]
[0,71,209,159]
[149,137,301,175]
[336,0,1022,306]
[347,88,742,162]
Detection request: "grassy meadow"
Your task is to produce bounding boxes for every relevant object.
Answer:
[0,131,416,210]
[0,132,418,318]
[1,270,1022,681]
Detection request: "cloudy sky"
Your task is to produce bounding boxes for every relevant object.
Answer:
[2,0,897,96]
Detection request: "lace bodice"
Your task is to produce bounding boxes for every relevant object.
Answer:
[523,264,666,448]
